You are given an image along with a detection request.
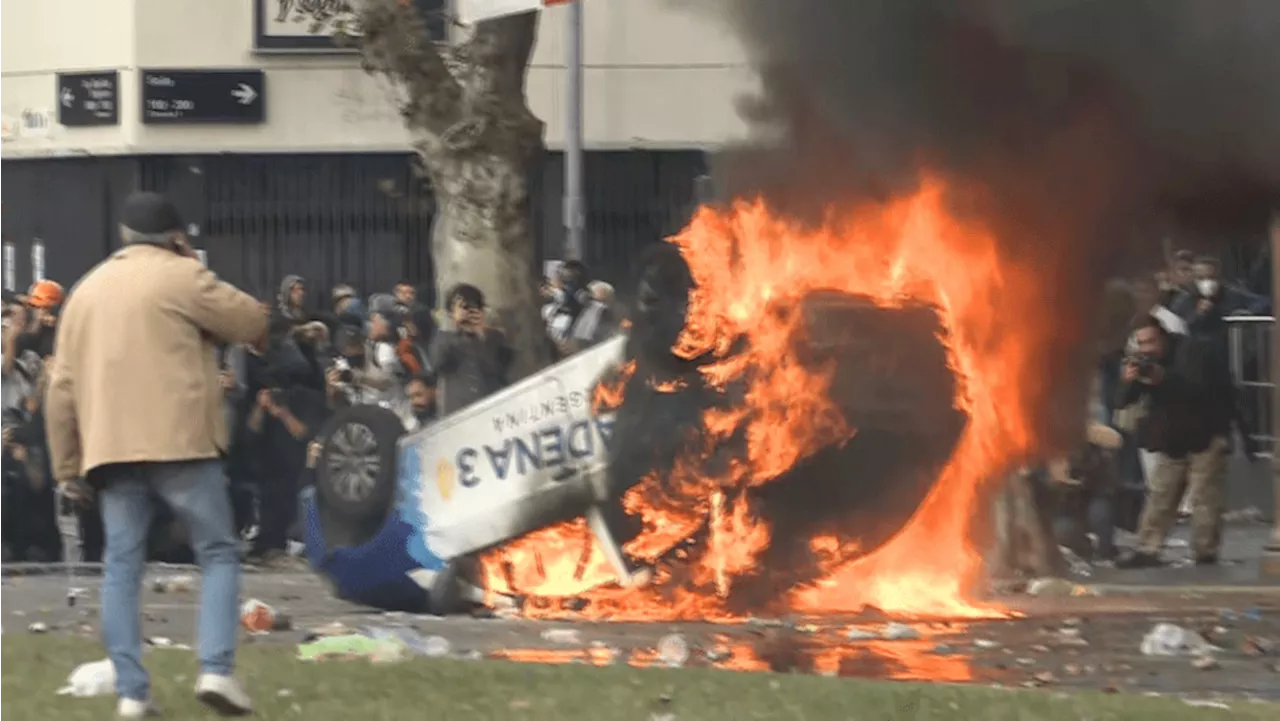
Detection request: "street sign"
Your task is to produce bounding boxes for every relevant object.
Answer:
[56,71,119,126]
[140,69,266,124]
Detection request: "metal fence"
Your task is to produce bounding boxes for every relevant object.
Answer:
[1226,315,1275,455]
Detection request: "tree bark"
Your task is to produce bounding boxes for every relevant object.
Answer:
[357,2,552,379]
[991,467,1067,579]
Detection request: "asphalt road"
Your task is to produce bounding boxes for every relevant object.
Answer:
[5,558,1279,704]
[5,512,1278,708]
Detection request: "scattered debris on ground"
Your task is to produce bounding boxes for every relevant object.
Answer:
[297,634,409,663]
[540,628,583,645]
[56,659,115,697]
[240,599,290,634]
[1192,655,1221,671]
[658,634,690,667]
[1140,623,1219,657]
[881,622,921,640]
[151,575,195,594]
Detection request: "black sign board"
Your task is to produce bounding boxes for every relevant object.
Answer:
[254,0,445,53]
[140,70,266,125]
[56,71,119,126]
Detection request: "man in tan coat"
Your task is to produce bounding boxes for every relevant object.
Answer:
[46,191,267,718]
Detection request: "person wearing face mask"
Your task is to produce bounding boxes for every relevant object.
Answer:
[1170,255,1271,321]
[542,261,591,357]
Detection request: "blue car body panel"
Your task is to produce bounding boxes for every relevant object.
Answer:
[303,336,632,610]
[303,437,446,612]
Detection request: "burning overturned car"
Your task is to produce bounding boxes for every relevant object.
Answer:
[303,237,969,617]
[304,183,1052,620]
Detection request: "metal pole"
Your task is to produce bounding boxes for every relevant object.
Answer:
[562,1,585,261]
[1270,211,1280,552]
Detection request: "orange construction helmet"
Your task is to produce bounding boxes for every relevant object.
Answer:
[27,280,64,309]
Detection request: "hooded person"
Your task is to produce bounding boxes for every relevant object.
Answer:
[270,274,309,338]
[329,284,367,330]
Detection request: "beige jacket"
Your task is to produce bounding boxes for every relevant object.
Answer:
[45,244,267,482]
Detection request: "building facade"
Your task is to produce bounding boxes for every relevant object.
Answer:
[1,0,756,296]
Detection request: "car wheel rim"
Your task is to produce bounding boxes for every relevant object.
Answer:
[326,422,381,503]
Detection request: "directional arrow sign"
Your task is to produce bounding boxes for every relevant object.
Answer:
[230,83,258,106]
[140,69,266,124]
[55,71,119,126]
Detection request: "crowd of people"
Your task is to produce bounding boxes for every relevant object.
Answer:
[1038,249,1273,568]
[2,279,63,563]
[1,211,622,570]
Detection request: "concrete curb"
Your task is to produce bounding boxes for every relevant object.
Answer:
[1086,584,1280,597]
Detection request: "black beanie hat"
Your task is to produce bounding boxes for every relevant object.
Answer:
[121,191,185,236]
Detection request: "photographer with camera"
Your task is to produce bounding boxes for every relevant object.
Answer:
[429,284,513,416]
[324,323,400,409]
[1,358,63,564]
[1114,316,1235,568]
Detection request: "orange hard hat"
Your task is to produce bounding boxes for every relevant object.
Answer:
[27,280,64,309]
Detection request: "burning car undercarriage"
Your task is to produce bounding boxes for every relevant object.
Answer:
[467,179,1050,622]
[308,179,1056,622]
[480,246,968,618]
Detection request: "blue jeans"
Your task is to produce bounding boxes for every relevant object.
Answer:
[1052,493,1118,561]
[98,459,240,701]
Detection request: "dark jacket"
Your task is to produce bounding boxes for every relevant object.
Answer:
[1170,285,1271,320]
[1114,332,1234,458]
[428,328,514,416]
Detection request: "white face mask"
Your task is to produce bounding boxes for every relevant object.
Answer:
[1196,279,1219,297]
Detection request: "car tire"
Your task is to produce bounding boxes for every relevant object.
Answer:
[316,404,404,530]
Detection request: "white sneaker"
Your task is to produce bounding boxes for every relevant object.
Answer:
[194,674,253,716]
[117,698,160,718]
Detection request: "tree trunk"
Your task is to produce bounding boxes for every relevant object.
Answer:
[357,2,553,378]
[428,150,548,380]
[991,467,1067,579]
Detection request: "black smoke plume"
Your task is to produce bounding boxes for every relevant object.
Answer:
[704,0,1280,221]
[597,3,1280,612]
[691,0,1280,446]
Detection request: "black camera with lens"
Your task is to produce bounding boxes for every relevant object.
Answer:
[332,356,355,385]
[1125,351,1158,376]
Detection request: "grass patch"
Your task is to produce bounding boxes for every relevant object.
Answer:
[2,635,1270,721]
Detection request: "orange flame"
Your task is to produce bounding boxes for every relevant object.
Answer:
[480,174,1044,620]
